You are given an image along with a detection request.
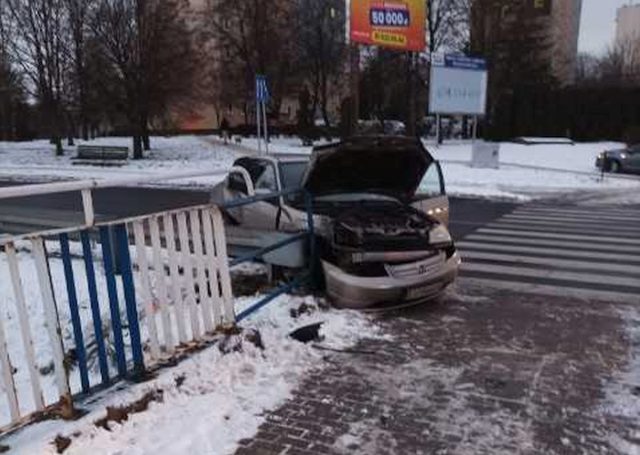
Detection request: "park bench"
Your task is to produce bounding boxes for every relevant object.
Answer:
[73,145,130,166]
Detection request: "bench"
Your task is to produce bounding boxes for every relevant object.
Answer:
[73,145,130,166]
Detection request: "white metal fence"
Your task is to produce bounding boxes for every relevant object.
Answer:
[0,170,251,432]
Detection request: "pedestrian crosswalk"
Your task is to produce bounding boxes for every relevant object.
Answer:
[457,205,640,303]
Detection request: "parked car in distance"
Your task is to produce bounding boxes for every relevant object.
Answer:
[215,136,460,310]
[596,144,640,174]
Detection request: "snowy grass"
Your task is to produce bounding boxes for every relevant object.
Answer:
[2,135,639,201]
[0,136,236,186]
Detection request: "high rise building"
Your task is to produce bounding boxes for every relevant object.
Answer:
[471,0,583,86]
[616,3,640,46]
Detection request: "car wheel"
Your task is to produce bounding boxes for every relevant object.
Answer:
[610,160,621,173]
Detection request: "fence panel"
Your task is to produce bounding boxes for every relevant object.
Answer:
[0,203,233,432]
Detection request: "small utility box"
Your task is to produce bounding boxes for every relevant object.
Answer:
[471,142,500,169]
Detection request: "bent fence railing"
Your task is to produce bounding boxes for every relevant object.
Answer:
[220,188,317,323]
[0,172,315,433]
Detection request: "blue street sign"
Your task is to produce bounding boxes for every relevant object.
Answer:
[432,54,487,71]
[256,75,270,103]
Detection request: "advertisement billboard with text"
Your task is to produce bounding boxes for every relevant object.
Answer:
[429,54,488,115]
[350,0,427,52]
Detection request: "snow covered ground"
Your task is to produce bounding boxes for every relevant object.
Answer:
[1,135,639,202]
[0,136,236,186]
[2,247,380,454]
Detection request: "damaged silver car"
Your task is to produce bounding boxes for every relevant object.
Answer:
[215,136,460,310]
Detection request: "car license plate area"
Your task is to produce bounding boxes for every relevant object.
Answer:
[406,284,438,301]
[384,253,445,279]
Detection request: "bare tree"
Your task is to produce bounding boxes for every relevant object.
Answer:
[296,0,346,127]
[4,0,69,155]
[598,37,640,86]
[90,0,197,158]
[204,0,298,124]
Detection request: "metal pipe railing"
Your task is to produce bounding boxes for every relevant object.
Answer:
[0,166,255,233]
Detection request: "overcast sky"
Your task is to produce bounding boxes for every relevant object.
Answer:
[579,0,638,55]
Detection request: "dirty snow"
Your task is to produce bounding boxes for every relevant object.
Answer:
[5,292,379,454]
[601,306,640,455]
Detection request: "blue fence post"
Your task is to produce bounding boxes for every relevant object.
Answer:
[80,230,110,385]
[114,224,145,376]
[59,233,90,394]
[99,227,127,378]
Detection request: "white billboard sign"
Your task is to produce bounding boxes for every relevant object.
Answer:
[429,54,488,116]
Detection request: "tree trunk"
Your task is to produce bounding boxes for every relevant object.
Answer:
[132,135,143,159]
[406,53,417,137]
[54,137,64,156]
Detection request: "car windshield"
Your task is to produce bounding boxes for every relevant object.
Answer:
[279,162,308,190]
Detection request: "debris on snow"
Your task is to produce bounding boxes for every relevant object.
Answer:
[289,322,324,344]
[93,389,164,431]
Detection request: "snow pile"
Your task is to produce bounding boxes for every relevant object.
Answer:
[6,295,379,454]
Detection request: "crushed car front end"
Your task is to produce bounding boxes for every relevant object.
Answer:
[320,202,460,309]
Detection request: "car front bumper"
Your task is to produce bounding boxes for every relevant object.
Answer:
[322,251,461,309]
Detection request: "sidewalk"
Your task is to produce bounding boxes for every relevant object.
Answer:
[236,282,640,455]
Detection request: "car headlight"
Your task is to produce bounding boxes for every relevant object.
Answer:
[620,153,629,160]
[429,224,452,247]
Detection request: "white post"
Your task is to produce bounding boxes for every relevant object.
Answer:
[472,116,478,143]
[6,243,44,412]
[256,101,262,155]
[81,189,95,227]
[263,101,269,155]
[436,113,441,146]
[32,238,71,403]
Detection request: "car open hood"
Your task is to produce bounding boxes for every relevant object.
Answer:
[302,136,433,200]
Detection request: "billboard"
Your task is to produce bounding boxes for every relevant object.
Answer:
[349,0,427,52]
[429,54,488,116]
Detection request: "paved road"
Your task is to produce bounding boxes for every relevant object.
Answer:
[2,181,638,305]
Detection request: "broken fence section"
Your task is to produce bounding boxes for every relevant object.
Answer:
[0,204,234,432]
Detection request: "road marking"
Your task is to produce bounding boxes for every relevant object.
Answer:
[518,207,640,220]
[457,241,640,263]
[504,213,640,224]
[461,278,639,304]
[482,222,640,237]
[476,228,640,246]
[461,262,640,289]
[458,205,640,301]
[465,234,640,254]
[481,218,640,234]
[460,250,640,275]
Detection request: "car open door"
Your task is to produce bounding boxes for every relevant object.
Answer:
[412,161,450,226]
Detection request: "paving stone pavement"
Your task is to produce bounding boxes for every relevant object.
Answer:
[235,281,640,455]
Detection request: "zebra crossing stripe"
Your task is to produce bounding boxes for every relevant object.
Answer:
[482,222,640,237]
[475,228,640,246]
[461,262,640,289]
[461,278,640,304]
[457,241,640,263]
[515,207,640,220]
[464,234,640,254]
[460,250,640,275]
[457,204,640,300]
